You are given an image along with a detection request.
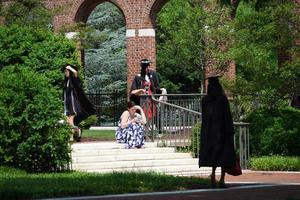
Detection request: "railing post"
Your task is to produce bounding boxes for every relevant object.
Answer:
[151,96,154,142]
[235,122,250,169]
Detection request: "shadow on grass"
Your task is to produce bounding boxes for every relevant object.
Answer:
[0,167,210,200]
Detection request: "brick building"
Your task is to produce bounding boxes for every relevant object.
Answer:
[1,0,299,92]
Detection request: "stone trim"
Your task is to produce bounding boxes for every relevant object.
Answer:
[65,32,78,39]
[126,29,136,37]
[138,29,155,37]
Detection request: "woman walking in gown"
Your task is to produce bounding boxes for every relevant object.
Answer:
[198,76,236,187]
[63,64,95,141]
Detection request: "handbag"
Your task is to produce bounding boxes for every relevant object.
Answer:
[225,156,242,176]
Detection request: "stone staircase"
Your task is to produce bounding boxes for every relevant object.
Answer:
[71,141,216,176]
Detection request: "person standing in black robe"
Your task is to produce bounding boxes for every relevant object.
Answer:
[63,64,96,141]
[130,59,161,106]
[198,76,235,187]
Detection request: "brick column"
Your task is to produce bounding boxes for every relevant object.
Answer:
[126,29,156,94]
[121,0,158,95]
[45,0,160,95]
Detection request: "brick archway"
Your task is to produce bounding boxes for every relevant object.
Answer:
[45,0,170,90]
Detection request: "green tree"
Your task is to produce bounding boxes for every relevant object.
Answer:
[0,66,71,172]
[228,1,300,109]
[0,25,79,86]
[84,2,126,93]
[156,0,206,93]
[0,1,79,172]
[0,0,53,29]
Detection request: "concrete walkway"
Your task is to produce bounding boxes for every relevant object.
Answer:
[42,171,300,200]
[224,170,300,184]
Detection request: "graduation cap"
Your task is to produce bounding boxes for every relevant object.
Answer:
[206,74,222,84]
[66,64,78,71]
[140,59,151,68]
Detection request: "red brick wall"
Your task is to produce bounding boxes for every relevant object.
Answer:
[2,0,299,93]
[43,0,166,93]
[126,36,156,92]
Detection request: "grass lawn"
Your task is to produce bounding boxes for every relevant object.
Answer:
[0,167,210,199]
[81,129,115,141]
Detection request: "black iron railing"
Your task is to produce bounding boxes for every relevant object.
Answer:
[86,90,127,126]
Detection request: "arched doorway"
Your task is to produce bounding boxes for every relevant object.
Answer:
[82,2,126,93]
[77,1,127,126]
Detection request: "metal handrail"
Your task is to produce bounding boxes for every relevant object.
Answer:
[139,94,250,169]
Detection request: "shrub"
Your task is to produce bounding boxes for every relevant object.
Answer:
[0,24,79,86]
[246,107,300,156]
[249,156,300,171]
[0,67,71,172]
[80,115,98,130]
[191,122,201,158]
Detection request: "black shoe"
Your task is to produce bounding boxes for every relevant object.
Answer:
[210,175,216,188]
[74,128,81,142]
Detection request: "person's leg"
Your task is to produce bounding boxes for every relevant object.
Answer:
[67,115,75,126]
[210,167,217,187]
[219,167,226,187]
[67,115,80,141]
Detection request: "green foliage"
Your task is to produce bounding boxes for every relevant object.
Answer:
[191,122,201,158]
[0,2,79,173]
[79,115,98,130]
[0,0,53,29]
[0,25,79,86]
[0,168,209,199]
[228,1,300,109]
[83,2,127,93]
[202,0,233,72]
[249,156,300,171]
[0,67,71,172]
[246,107,300,156]
[156,0,206,93]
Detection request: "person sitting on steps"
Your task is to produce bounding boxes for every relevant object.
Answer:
[115,101,147,149]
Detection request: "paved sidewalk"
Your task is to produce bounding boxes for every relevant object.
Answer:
[43,171,300,200]
[224,170,300,184]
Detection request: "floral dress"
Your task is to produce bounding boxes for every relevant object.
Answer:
[115,113,145,149]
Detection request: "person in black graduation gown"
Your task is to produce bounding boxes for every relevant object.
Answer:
[63,64,96,141]
[130,59,161,106]
[198,76,235,187]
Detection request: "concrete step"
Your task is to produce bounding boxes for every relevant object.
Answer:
[80,165,214,175]
[72,152,192,163]
[71,142,157,150]
[72,158,198,170]
[70,141,218,177]
[72,147,176,157]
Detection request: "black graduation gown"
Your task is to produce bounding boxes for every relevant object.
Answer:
[130,70,160,105]
[198,94,236,168]
[64,76,96,126]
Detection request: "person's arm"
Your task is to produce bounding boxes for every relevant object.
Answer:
[66,65,78,77]
[131,89,145,95]
[150,71,161,94]
[130,76,145,95]
[134,105,147,125]
[120,111,135,129]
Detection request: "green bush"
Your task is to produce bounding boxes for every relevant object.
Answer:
[0,67,71,172]
[191,122,201,158]
[0,24,79,86]
[80,115,98,130]
[249,156,300,171]
[246,107,300,156]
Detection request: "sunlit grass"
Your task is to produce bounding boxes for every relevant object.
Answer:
[0,167,209,199]
[82,129,115,140]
